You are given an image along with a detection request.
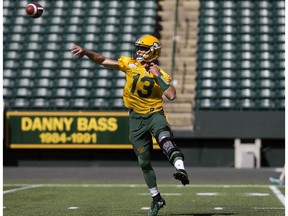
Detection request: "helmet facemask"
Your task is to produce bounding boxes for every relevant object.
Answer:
[142,42,161,62]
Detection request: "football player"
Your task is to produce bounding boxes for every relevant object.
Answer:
[71,34,189,216]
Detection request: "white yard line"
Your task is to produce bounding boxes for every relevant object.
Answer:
[3,184,273,188]
[269,185,285,206]
[67,207,79,210]
[3,184,43,194]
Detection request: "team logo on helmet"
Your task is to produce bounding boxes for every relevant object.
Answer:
[153,42,161,49]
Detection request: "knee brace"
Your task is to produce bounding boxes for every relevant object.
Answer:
[155,127,184,165]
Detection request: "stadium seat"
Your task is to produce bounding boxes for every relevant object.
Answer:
[196,98,216,109]
[3,88,13,98]
[72,88,91,98]
[238,99,255,109]
[239,89,255,99]
[54,88,72,98]
[51,98,70,108]
[70,98,90,108]
[54,78,73,88]
[33,88,52,98]
[9,98,30,108]
[31,99,50,108]
[15,88,32,98]
[89,98,109,108]
[197,89,216,99]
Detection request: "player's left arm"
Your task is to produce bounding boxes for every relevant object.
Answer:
[148,63,176,101]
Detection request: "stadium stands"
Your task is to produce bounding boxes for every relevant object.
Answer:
[3,0,285,113]
[196,0,285,110]
[3,0,158,110]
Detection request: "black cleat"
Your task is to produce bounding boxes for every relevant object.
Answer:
[173,169,190,186]
[148,197,166,216]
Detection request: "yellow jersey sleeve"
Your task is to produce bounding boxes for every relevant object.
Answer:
[118,56,130,72]
[117,56,173,114]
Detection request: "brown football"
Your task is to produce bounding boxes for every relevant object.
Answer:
[26,2,44,18]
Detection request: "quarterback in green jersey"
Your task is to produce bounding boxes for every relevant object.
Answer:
[71,34,189,216]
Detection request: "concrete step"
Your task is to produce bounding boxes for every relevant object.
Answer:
[164,93,194,102]
[165,112,194,130]
[163,102,192,112]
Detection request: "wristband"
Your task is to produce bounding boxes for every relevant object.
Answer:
[156,74,170,92]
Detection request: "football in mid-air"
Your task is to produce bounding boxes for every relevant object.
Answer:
[26,2,44,18]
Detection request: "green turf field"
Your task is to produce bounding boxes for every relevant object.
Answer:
[3,182,285,216]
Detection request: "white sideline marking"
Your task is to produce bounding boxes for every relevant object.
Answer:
[141,207,150,210]
[214,207,223,210]
[3,184,43,194]
[269,185,285,206]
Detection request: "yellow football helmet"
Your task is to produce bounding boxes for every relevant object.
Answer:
[134,35,161,62]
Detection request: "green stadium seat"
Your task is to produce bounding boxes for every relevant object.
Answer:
[197,79,217,88]
[197,69,216,79]
[15,88,32,98]
[113,98,124,108]
[9,98,30,108]
[256,99,275,109]
[35,78,53,88]
[70,98,90,108]
[220,69,236,79]
[33,88,52,98]
[89,98,109,108]
[54,78,73,88]
[239,79,255,88]
[3,78,14,87]
[50,98,70,109]
[197,89,216,99]
[15,78,34,88]
[218,99,235,109]
[3,69,16,78]
[196,99,216,109]
[31,99,50,108]
[38,69,55,78]
[238,99,255,109]
[90,88,109,98]
[239,89,255,99]
[3,88,13,98]
[258,89,275,98]
[72,88,91,98]
[218,79,236,88]
[54,88,72,98]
